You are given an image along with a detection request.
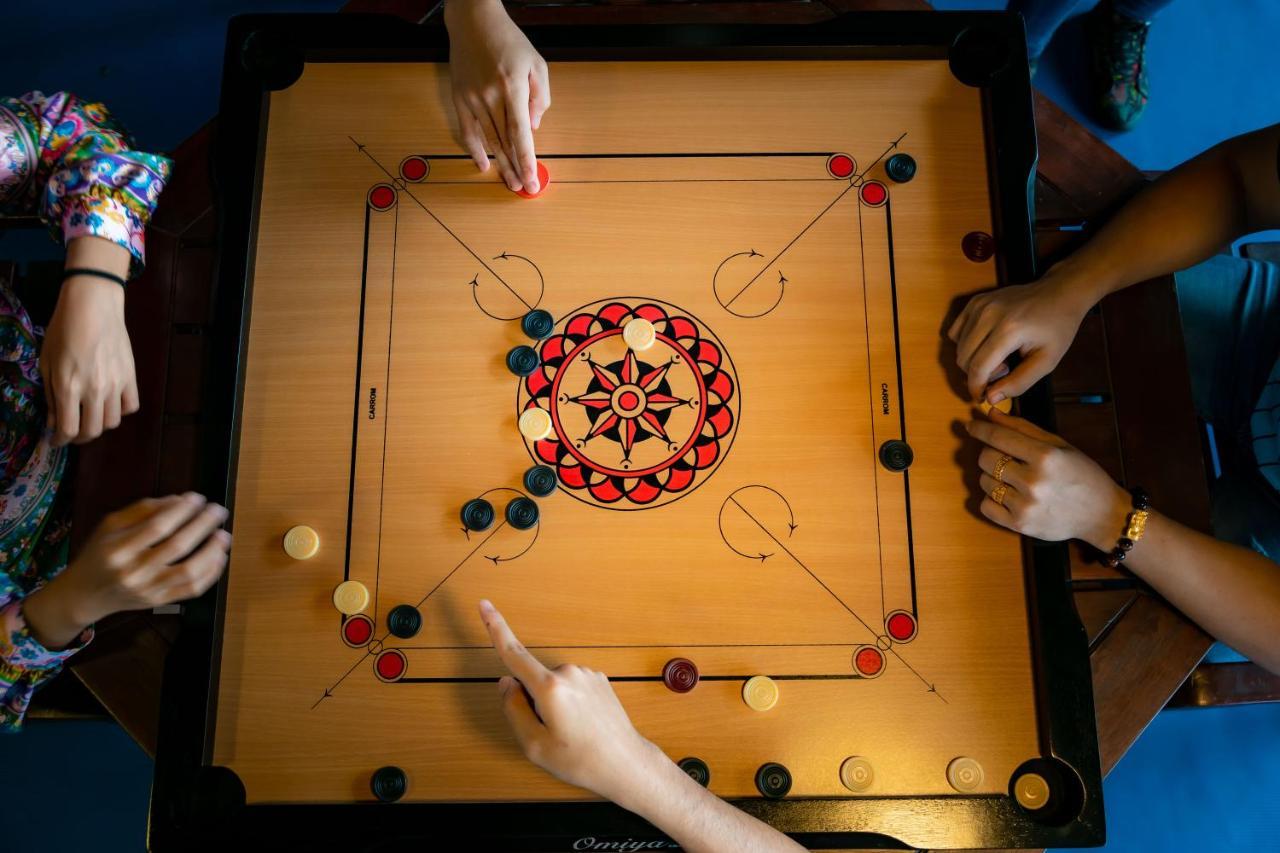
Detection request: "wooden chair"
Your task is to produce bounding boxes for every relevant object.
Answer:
[1167,661,1280,708]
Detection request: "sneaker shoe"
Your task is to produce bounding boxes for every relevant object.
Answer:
[1087,0,1153,131]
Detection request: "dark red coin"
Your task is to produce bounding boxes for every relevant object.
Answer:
[399,155,429,182]
[860,180,888,206]
[662,657,699,693]
[375,649,407,682]
[368,184,397,211]
[886,612,917,642]
[826,153,856,179]
[342,614,374,647]
[962,231,995,262]
[515,161,550,199]
[854,646,885,677]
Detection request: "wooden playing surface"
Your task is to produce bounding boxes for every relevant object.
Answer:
[213,59,1041,805]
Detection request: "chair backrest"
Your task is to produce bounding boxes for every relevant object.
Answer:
[1167,661,1280,708]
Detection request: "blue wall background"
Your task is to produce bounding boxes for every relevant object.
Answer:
[2,1,1279,851]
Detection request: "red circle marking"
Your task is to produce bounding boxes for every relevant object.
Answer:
[368,184,396,210]
[827,154,856,179]
[342,615,374,647]
[887,612,916,642]
[516,161,551,199]
[860,181,888,206]
[548,328,708,479]
[617,390,640,410]
[375,650,407,681]
[855,647,885,677]
[400,156,429,182]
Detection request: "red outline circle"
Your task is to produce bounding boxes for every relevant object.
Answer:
[886,611,917,642]
[342,614,374,648]
[399,156,429,182]
[859,181,888,207]
[853,645,886,678]
[368,183,397,211]
[826,153,856,179]
[547,328,708,479]
[374,649,407,682]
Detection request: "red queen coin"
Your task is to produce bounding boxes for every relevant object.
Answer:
[662,658,700,693]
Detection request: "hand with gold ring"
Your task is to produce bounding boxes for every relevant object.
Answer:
[967,409,1131,547]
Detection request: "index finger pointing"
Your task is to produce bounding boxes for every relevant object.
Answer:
[505,78,538,192]
[479,599,551,686]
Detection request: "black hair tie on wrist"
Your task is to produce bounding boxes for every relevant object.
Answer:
[62,268,128,288]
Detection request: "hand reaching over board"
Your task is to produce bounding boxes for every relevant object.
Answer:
[23,494,232,650]
[477,599,664,805]
[966,409,1130,549]
[444,0,550,194]
[479,600,807,853]
[947,271,1094,405]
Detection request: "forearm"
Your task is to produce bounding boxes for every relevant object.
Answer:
[445,0,504,26]
[60,236,129,314]
[65,235,131,279]
[21,575,94,651]
[1083,510,1280,674]
[619,755,806,853]
[1051,124,1280,304]
[1054,148,1244,300]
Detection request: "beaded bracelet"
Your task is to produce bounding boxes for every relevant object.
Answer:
[1102,487,1151,568]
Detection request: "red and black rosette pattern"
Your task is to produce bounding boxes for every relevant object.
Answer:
[520,300,738,509]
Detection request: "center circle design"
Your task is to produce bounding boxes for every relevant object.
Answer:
[518,299,739,509]
[614,388,642,414]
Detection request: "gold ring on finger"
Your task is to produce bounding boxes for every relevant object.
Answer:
[993,454,1012,483]
[989,483,1009,506]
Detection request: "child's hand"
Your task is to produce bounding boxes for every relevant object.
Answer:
[478,600,666,808]
[41,275,139,447]
[42,236,142,447]
[23,494,231,649]
[445,0,550,193]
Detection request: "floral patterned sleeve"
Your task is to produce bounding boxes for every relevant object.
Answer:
[0,90,172,277]
[0,591,91,732]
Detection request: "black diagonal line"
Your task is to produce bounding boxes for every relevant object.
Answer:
[729,497,877,635]
[349,138,531,311]
[317,523,509,701]
[728,497,943,699]
[724,182,857,309]
[318,647,377,703]
[415,522,508,609]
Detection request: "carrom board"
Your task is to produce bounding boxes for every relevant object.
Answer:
[149,12,1105,852]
